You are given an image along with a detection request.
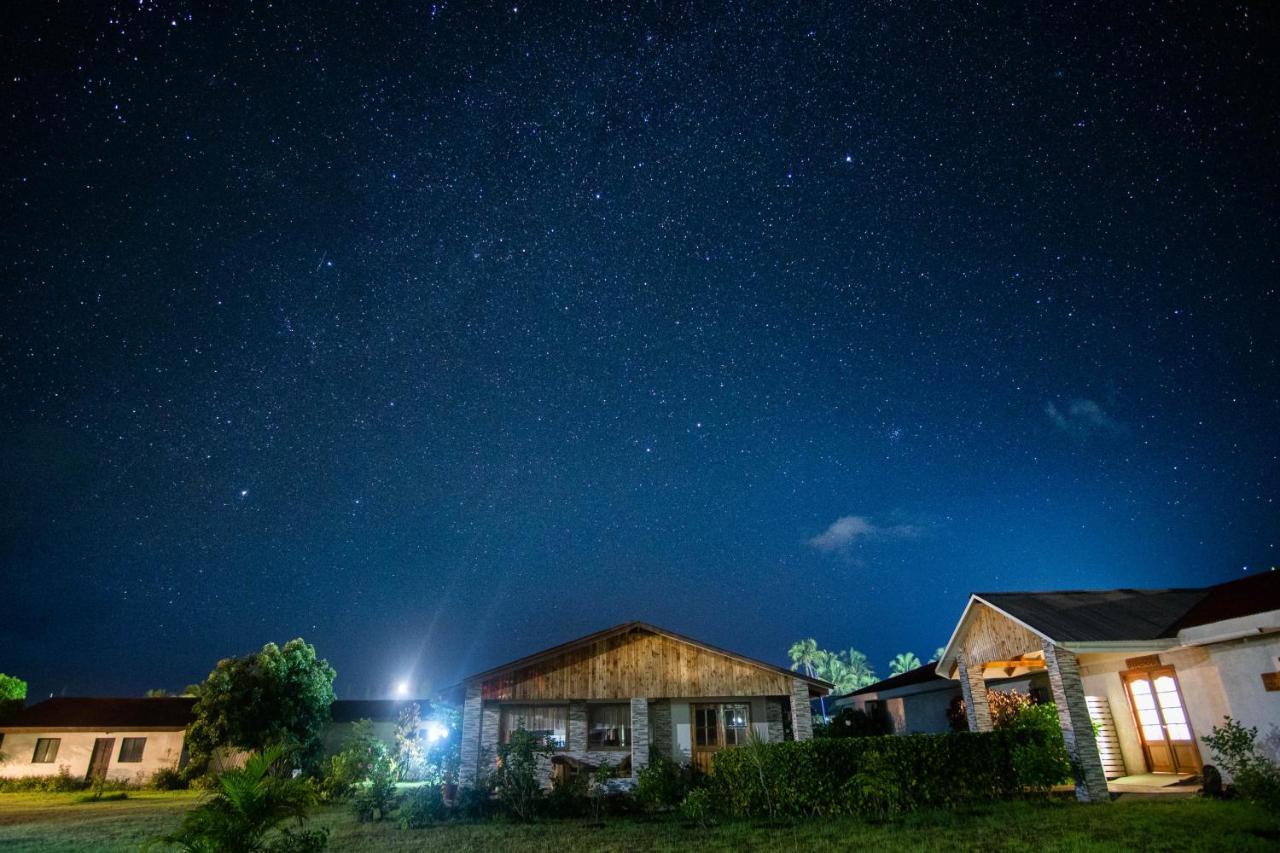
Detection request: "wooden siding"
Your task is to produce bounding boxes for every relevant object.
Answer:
[479,629,794,701]
[961,603,1042,669]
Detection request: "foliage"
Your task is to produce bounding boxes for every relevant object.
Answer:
[393,703,427,782]
[399,784,450,828]
[392,702,461,784]
[678,786,716,826]
[929,647,947,662]
[492,728,551,822]
[633,755,691,813]
[588,760,615,822]
[350,727,398,822]
[815,706,892,738]
[0,673,27,701]
[157,745,327,852]
[315,753,358,804]
[987,689,1034,729]
[146,689,172,698]
[453,784,497,820]
[888,652,922,676]
[1201,717,1280,810]
[545,770,589,819]
[709,731,1038,818]
[0,769,89,792]
[1005,703,1071,791]
[151,767,189,790]
[788,641,878,694]
[185,639,336,778]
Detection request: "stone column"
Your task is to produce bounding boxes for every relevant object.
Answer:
[957,652,993,732]
[1043,641,1110,803]
[765,698,785,743]
[458,684,483,787]
[789,677,814,740]
[630,698,650,778]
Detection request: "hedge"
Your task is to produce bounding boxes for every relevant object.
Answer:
[710,731,1047,818]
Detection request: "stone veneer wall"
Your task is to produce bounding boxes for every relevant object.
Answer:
[957,652,993,732]
[630,698,650,777]
[458,684,483,787]
[649,700,673,759]
[765,698,785,742]
[789,678,814,740]
[1042,641,1110,803]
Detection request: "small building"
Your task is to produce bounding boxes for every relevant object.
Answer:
[832,664,1045,735]
[455,621,830,787]
[936,571,1280,802]
[0,697,194,784]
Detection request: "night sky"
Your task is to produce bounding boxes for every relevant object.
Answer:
[2,2,1276,701]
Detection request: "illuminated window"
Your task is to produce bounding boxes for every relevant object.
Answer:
[500,705,567,748]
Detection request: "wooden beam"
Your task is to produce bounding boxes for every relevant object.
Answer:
[981,659,1046,670]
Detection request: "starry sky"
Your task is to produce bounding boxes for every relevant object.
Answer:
[2,2,1276,701]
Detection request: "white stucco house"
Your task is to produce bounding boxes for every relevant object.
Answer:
[936,570,1280,801]
[0,698,194,783]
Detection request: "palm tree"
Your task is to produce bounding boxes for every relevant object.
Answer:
[929,647,947,663]
[842,648,878,690]
[889,652,922,676]
[160,745,321,852]
[787,638,821,678]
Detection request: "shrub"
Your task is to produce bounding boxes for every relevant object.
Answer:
[816,707,892,738]
[315,752,359,803]
[1202,717,1280,811]
[0,768,86,793]
[399,784,449,828]
[351,752,398,822]
[678,786,716,826]
[493,729,550,822]
[633,756,690,813]
[151,767,188,790]
[545,770,589,819]
[454,784,496,820]
[1006,702,1071,792]
[710,731,1031,818]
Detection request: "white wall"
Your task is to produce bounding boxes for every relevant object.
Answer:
[1204,635,1280,763]
[0,730,185,783]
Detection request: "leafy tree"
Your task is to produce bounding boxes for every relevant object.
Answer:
[146,688,171,698]
[888,652,922,676]
[929,647,947,662]
[159,745,328,852]
[840,648,878,690]
[0,674,27,701]
[787,639,821,678]
[185,639,336,777]
[494,728,551,821]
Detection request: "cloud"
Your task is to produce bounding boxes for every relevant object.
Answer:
[1044,398,1123,437]
[807,515,923,553]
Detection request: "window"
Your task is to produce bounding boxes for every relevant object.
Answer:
[722,703,751,745]
[587,704,630,750]
[118,737,147,763]
[32,738,61,763]
[500,705,567,748]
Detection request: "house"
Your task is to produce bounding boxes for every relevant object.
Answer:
[936,571,1280,802]
[0,697,194,783]
[831,664,1045,735]
[0,697,434,783]
[454,621,831,787]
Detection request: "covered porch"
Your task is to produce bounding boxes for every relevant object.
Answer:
[937,595,1207,803]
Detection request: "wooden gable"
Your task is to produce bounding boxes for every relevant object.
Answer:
[953,601,1044,673]
[477,627,798,701]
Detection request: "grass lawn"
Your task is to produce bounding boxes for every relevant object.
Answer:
[0,791,1276,852]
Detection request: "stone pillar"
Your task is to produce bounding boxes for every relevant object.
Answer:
[789,678,814,740]
[1043,641,1110,803]
[630,698,650,778]
[957,652,993,732]
[568,702,588,752]
[765,698,785,743]
[649,701,672,759]
[458,684,483,787]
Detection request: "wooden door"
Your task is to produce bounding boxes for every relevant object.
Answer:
[86,737,115,782]
[691,704,720,774]
[1123,667,1201,774]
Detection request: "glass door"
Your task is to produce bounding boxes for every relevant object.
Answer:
[1122,667,1201,774]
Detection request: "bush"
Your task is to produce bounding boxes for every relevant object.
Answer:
[492,729,550,822]
[1202,717,1280,811]
[454,784,496,820]
[1006,703,1071,792]
[0,768,86,792]
[151,766,188,790]
[633,756,691,813]
[315,752,360,803]
[816,707,892,738]
[399,784,450,828]
[678,786,716,826]
[352,755,398,822]
[545,771,589,819]
[710,731,1036,818]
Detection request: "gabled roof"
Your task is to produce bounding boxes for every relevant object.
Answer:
[459,621,832,694]
[937,571,1280,674]
[844,663,949,697]
[0,697,197,730]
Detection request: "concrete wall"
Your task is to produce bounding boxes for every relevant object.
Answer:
[1204,634,1280,763]
[0,730,185,783]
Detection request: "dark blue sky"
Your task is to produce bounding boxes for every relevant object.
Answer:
[2,2,1275,700]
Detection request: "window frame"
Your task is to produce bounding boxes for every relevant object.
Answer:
[586,703,631,751]
[118,737,147,763]
[32,737,61,764]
